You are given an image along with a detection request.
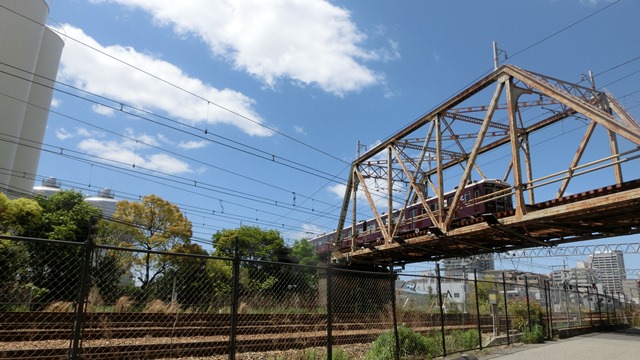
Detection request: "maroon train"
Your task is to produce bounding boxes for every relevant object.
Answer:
[310,179,513,256]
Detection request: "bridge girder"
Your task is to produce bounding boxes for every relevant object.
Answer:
[334,64,640,265]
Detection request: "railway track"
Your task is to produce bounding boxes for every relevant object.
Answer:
[0,311,495,359]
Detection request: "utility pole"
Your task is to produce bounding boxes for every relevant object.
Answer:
[492,41,507,70]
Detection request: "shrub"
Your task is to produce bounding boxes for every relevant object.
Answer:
[446,329,480,353]
[521,324,545,343]
[508,297,545,333]
[365,326,440,360]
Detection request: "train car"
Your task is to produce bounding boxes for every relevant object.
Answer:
[310,179,513,257]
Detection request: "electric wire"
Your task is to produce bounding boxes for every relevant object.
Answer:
[0,3,349,166]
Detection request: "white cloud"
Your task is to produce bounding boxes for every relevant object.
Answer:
[55,128,72,140]
[293,125,306,136]
[92,0,388,96]
[55,127,103,140]
[178,140,208,150]
[92,104,116,116]
[78,135,192,175]
[57,24,271,137]
[51,98,61,108]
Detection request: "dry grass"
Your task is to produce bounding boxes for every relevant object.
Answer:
[143,299,181,313]
[86,286,103,312]
[44,301,73,312]
[114,296,134,312]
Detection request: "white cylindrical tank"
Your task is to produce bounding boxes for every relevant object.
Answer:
[9,26,64,195]
[0,0,49,193]
[85,188,118,218]
[32,176,61,197]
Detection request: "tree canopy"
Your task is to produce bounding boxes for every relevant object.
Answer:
[212,226,288,262]
[113,194,193,291]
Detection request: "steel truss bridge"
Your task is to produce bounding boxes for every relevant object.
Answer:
[332,64,640,267]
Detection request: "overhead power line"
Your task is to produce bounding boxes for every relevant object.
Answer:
[0,3,349,166]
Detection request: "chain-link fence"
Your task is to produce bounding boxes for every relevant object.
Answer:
[1,235,637,359]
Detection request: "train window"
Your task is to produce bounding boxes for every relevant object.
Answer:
[408,208,418,218]
[474,189,480,198]
[429,203,439,212]
[464,191,471,202]
[362,221,367,232]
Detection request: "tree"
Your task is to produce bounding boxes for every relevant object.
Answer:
[113,194,192,292]
[212,226,289,295]
[0,193,41,305]
[289,238,320,266]
[156,242,214,309]
[21,190,103,303]
[0,193,42,235]
[212,226,287,262]
[288,238,320,294]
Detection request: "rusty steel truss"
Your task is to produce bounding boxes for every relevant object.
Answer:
[334,64,640,266]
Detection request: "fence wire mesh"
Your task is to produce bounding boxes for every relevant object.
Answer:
[1,235,638,360]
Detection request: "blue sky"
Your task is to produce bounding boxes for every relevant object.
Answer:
[39,0,640,275]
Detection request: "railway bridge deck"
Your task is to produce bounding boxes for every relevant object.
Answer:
[338,178,640,266]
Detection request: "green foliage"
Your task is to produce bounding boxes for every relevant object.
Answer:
[0,194,42,235]
[447,329,480,352]
[30,190,102,241]
[507,297,545,333]
[19,191,102,303]
[212,226,297,297]
[0,240,28,284]
[212,226,287,261]
[521,324,545,343]
[290,238,320,266]
[113,194,193,292]
[365,326,441,360]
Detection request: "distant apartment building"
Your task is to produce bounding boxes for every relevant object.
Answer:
[550,261,600,290]
[588,250,626,294]
[442,256,494,278]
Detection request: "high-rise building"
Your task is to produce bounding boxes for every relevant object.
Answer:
[588,250,626,294]
[443,256,494,278]
[0,1,64,197]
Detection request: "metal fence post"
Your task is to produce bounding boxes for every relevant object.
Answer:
[229,238,240,360]
[326,265,333,360]
[603,289,611,326]
[524,275,531,332]
[545,279,553,339]
[595,286,602,326]
[611,290,617,325]
[502,272,510,345]
[586,287,593,327]
[70,229,95,360]
[474,270,482,350]
[389,261,399,360]
[436,263,446,357]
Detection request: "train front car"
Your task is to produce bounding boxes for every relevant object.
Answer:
[474,179,513,214]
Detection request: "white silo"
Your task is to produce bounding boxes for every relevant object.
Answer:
[9,26,64,195]
[85,188,118,218]
[0,0,50,196]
